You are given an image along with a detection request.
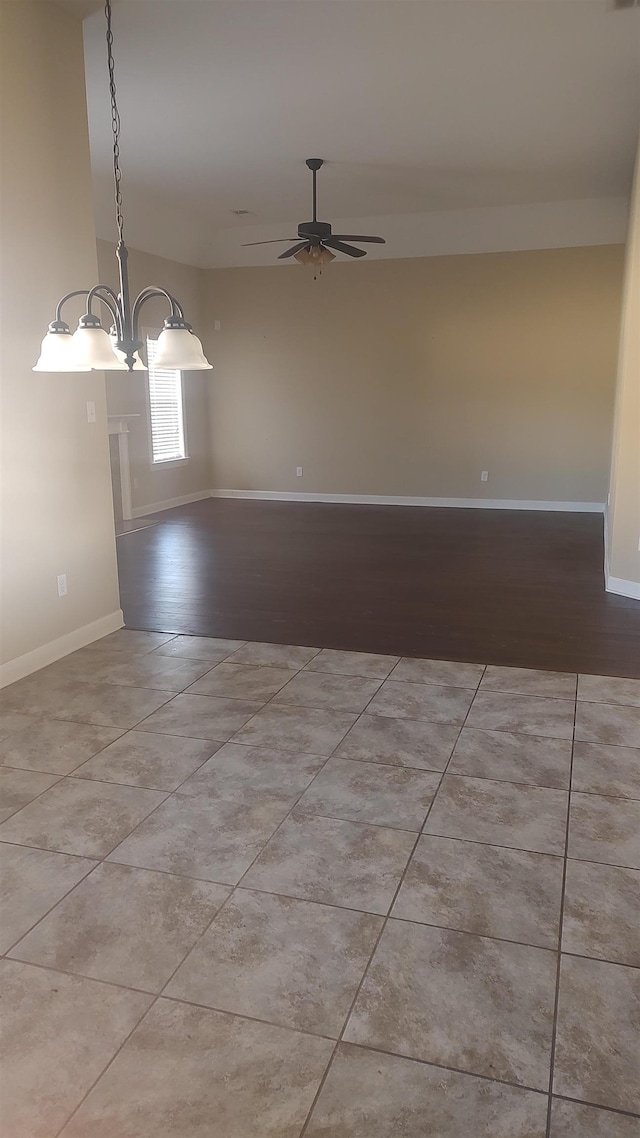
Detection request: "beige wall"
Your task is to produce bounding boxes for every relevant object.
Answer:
[96,242,211,513]
[0,1,120,682]
[607,138,640,592]
[203,245,623,504]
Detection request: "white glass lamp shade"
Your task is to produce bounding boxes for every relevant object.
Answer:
[152,328,213,370]
[71,324,128,370]
[109,331,146,371]
[33,329,90,372]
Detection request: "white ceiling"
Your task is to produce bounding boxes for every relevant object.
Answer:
[79,0,640,267]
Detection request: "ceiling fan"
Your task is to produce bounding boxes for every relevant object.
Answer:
[242,159,386,264]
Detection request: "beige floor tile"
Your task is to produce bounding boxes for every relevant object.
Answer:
[367,680,474,724]
[578,674,640,708]
[0,777,165,857]
[10,862,229,992]
[0,767,60,821]
[305,649,399,678]
[138,693,263,739]
[243,811,415,913]
[0,678,174,729]
[296,757,439,830]
[450,728,572,788]
[108,794,288,884]
[572,741,640,799]
[73,730,220,791]
[274,670,383,713]
[0,959,151,1138]
[424,775,568,855]
[83,655,211,692]
[481,666,576,699]
[568,792,640,869]
[562,859,640,967]
[344,920,556,1089]
[549,1099,640,1137]
[0,712,39,741]
[0,719,124,775]
[186,663,293,700]
[305,1044,549,1138]
[166,888,381,1037]
[392,658,485,688]
[151,635,246,660]
[232,704,357,756]
[554,954,640,1113]
[575,703,640,748]
[392,835,563,948]
[466,691,575,740]
[176,742,324,809]
[227,641,321,669]
[60,998,333,1138]
[335,713,459,771]
[83,629,176,654]
[0,844,96,954]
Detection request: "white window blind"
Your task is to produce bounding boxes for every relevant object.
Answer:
[147,336,186,464]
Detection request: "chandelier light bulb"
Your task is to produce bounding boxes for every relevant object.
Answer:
[71,316,128,370]
[152,324,213,370]
[33,323,90,372]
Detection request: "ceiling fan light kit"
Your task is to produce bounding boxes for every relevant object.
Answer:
[242,158,385,275]
[33,0,212,374]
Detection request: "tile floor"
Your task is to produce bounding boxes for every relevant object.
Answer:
[0,630,639,1137]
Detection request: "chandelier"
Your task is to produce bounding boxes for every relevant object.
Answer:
[34,0,211,374]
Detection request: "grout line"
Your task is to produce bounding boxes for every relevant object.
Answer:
[544,685,578,1138]
[550,1093,640,1120]
[298,665,487,1136]
[0,773,66,825]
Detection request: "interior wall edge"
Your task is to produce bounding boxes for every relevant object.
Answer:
[0,609,124,690]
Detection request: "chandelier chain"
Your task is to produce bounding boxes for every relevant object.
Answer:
[105,0,124,244]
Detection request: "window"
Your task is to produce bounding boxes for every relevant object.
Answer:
[147,335,187,464]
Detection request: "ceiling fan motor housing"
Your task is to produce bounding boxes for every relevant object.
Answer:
[298,220,332,241]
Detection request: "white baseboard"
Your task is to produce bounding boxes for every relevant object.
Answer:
[131,490,212,519]
[0,609,124,689]
[210,489,605,513]
[606,575,640,601]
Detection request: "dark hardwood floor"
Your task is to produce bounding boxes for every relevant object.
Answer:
[116,498,640,677]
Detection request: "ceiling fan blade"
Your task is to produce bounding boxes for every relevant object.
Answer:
[331,235,386,244]
[323,239,367,258]
[241,239,297,247]
[278,242,309,260]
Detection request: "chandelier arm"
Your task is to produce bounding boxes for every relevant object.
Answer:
[86,284,122,335]
[55,290,90,324]
[131,288,185,341]
[54,288,120,333]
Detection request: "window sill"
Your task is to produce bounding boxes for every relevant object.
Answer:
[151,456,190,468]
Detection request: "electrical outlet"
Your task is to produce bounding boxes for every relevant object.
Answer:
[86,401,96,423]
[481,470,489,482]
[296,466,303,477]
[57,573,68,597]
[214,320,221,332]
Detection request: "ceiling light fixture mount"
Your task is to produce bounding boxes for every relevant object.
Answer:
[34,0,211,374]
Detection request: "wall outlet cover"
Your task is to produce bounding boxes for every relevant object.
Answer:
[56,573,68,597]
